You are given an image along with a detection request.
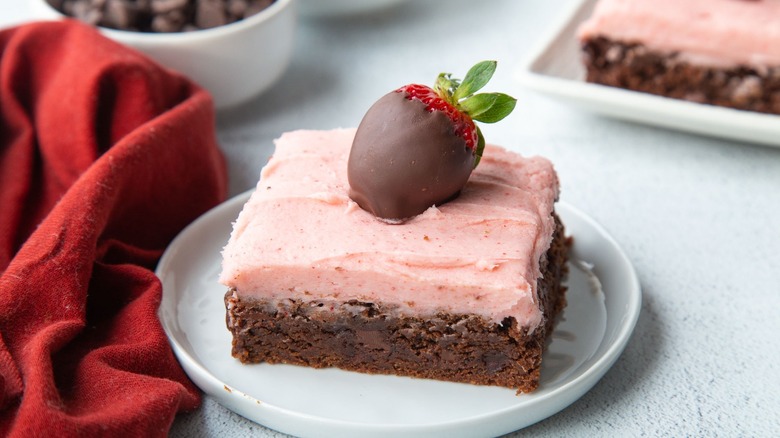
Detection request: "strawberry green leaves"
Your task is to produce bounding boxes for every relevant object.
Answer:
[432,60,517,168]
[455,60,516,124]
[459,92,516,123]
[453,60,497,101]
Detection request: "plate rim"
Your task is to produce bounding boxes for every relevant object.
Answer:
[157,190,642,437]
[514,0,780,148]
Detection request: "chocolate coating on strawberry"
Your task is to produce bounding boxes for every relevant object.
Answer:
[348,91,474,220]
[348,61,516,221]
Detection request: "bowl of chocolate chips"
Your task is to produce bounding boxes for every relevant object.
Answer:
[32,0,296,108]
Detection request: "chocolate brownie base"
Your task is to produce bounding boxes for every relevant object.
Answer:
[582,37,780,115]
[225,214,569,393]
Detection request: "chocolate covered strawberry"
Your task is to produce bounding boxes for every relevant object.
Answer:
[348,60,516,221]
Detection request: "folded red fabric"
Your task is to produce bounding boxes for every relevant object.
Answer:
[0,21,227,436]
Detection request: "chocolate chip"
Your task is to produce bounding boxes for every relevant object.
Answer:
[47,0,276,32]
[103,0,137,30]
[227,0,248,18]
[67,0,100,24]
[151,0,188,13]
[244,0,273,18]
[196,0,228,28]
[151,10,186,32]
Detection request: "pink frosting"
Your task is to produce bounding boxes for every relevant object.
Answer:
[220,129,560,329]
[578,0,780,67]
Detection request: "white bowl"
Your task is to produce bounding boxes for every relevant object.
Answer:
[30,0,297,109]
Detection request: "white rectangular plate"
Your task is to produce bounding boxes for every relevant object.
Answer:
[515,0,780,147]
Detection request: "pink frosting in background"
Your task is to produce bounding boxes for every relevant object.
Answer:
[577,0,780,67]
[220,129,560,330]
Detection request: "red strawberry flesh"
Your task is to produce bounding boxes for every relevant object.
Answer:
[396,85,479,151]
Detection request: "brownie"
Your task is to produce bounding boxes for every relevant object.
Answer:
[224,214,569,393]
[582,37,780,115]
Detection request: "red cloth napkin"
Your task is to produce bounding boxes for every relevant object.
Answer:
[0,20,228,436]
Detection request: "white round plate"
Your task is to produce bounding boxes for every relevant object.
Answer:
[157,190,641,438]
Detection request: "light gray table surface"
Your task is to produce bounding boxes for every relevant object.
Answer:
[5,1,780,436]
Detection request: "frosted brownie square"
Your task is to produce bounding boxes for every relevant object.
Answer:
[578,0,780,114]
[220,129,568,392]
